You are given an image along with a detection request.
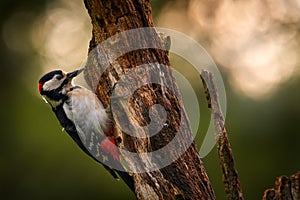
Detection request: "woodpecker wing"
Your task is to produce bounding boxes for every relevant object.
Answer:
[55,86,134,192]
[63,87,117,162]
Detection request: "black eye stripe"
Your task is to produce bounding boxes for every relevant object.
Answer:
[55,77,70,92]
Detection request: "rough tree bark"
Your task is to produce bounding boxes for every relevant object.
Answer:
[263,171,300,200]
[201,70,244,200]
[83,0,215,199]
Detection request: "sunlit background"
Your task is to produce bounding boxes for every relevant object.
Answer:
[1,0,300,199]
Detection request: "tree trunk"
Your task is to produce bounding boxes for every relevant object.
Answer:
[83,0,216,199]
[263,171,300,200]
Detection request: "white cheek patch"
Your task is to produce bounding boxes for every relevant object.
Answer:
[42,76,64,91]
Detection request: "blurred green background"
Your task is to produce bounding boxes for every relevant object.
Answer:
[1,0,299,199]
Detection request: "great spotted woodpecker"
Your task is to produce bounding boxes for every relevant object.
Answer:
[38,68,134,192]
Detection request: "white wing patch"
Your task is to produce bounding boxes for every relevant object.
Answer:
[63,87,110,147]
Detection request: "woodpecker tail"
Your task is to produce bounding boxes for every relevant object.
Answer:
[116,170,135,192]
[102,158,135,193]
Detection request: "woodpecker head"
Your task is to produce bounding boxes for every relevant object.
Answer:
[38,68,83,107]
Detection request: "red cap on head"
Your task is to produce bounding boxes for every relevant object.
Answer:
[38,82,43,94]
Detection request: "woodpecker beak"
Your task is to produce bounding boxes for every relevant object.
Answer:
[66,68,84,80]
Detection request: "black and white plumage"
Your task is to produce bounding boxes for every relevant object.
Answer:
[38,68,134,192]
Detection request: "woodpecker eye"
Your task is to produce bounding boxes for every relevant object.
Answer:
[56,75,63,80]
